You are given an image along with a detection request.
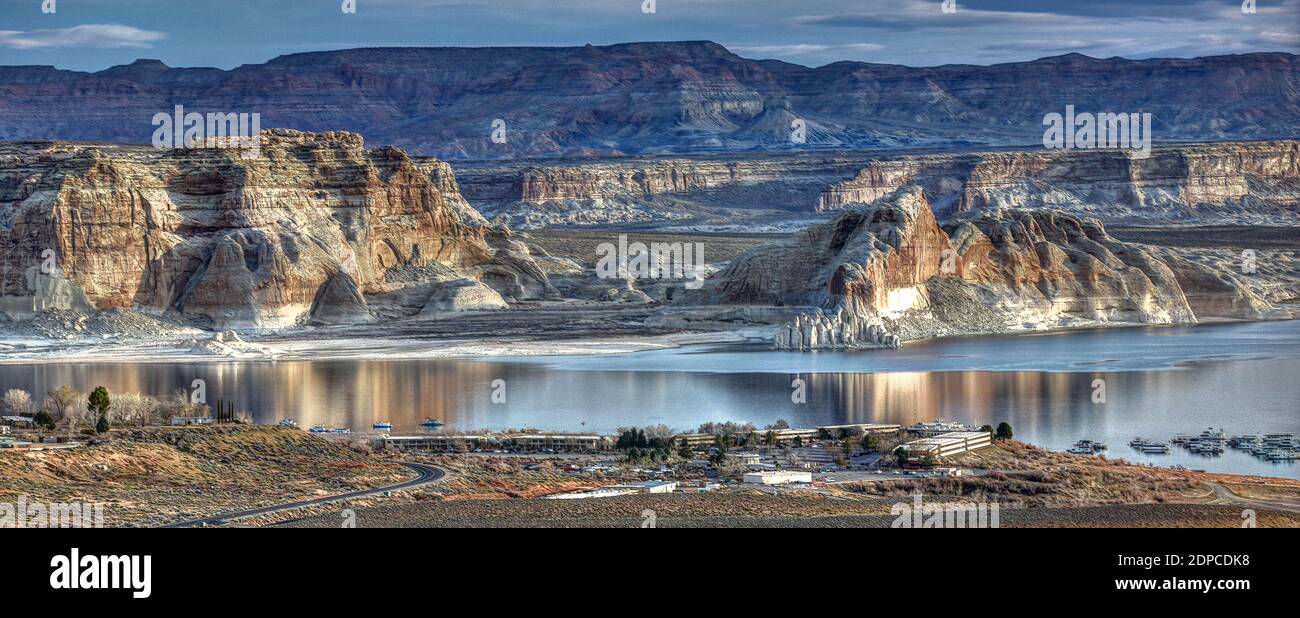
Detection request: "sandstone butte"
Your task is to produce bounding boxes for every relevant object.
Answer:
[0,130,553,329]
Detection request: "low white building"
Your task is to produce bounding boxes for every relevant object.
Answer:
[546,488,636,500]
[743,470,813,485]
[611,480,678,494]
[171,416,214,426]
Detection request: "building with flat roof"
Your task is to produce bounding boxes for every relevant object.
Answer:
[383,432,611,452]
[171,416,214,426]
[383,435,495,452]
[900,431,992,461]
[743,470,813,485]
[546,487,636,500]
[673,433,717,449]
[907,421,983,437]
[610,480,678,494]
[768,428,820,444]
[508,433,612,452]
[817,423,901,438]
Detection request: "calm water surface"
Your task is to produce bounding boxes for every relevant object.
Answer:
[2,321,1297,478]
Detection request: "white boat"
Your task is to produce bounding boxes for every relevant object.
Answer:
[1265,450,1298,461]
[1196,428,1228,443]
[1230,435,1262,449]
[1263,433,1297,447]
[1071,440,1107,454]
[1188,442,1224,455]
[309,425,329,433]
[1139,443,1171,454]
[372,422,393,430]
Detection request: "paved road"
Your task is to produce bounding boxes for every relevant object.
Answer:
[1205,482,1300,515]
[161,462,446,528]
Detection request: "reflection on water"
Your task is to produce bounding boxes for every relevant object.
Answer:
[1,321,1297,478]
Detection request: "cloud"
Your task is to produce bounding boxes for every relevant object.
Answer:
[0,24,166,50]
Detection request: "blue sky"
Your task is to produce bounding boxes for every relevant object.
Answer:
[1,0,1296,71]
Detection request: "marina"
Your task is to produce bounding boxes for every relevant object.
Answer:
[2,320,1297,479]
[1130,429,1296,462]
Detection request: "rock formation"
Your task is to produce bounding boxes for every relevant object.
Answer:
[695,187,951,316]
[0,130,554,329]
[455,155,869,228]
[817,141,1300,225]
[690,185,1276,346]
[773,309,900,350]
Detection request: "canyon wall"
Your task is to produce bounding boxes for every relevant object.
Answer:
[0,130,553,329]
[818,141,1300,224]
[454,155,870,228]
[452,141,1300,228]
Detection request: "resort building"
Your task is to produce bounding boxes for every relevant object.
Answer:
[610,480,678,494]
[817,423,902,438]
[899,431,993,461]
[383,433,611,453]
[742,470,814,485]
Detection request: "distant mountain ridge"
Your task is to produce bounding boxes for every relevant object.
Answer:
[1,42,1297,160]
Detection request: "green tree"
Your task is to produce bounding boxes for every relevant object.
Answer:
[979,424,994,434]
[995,422,1014,441]
[893,446,910,466]
[95,413,109,434]
[32,409,55,430]
[87,386,111,420]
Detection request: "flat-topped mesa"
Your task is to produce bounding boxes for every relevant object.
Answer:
[0,129,554,329]
[817,141,1300,224]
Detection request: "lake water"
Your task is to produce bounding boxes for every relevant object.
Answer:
[2,320,1298,478]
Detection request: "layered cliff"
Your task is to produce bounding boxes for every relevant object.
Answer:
[0,130,553,329]
[689,187,1273,340]
[455,154,871,228]
[818,141,1300,224]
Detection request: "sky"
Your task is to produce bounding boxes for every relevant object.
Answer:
[0,0,1296,71]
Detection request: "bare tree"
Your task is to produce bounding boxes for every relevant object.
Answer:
[643,424,674,441]
[3,389,34,417]
[44,384,81,422]
[111,393,159,427]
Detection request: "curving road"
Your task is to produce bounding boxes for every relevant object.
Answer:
[1204,481,1300,515]
[161,462,445,528]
